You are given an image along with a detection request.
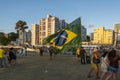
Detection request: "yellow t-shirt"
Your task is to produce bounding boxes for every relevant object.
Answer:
[76,48,80,55]
[0,49,4,58]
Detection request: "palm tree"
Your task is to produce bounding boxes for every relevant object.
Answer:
[15,20,27,30]
[15,20,28,46]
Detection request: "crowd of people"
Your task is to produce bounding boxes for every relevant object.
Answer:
[1,45,120,80]
[35,45,120,80]
[0,46,28,68]
[0,47,17,68]
[76,46,120,80]
[76,47,91,64]
[36,44,59,60]
[100,48,120,80]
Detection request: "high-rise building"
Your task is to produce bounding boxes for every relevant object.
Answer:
[31,24,39,45]
[39,15,60,44]
[81,25,87,41]
[90,33,94,41]
[59,19,67,29]
[114,23,120,46]
[93,26,113,45]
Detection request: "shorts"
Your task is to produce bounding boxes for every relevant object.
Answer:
[108,66,119,73]
[91,63,98,70]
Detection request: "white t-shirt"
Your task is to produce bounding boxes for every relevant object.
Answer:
[101,55,109,72]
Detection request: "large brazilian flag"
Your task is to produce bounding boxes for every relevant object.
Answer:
[42,17,82,52]
[50,29,77,49]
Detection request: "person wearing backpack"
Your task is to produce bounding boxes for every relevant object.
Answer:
[86,52,91,64]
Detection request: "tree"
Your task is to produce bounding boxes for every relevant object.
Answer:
[0,35,10,45]
[15,20,28,45]
[0,32,5,37]
[86,35,90,42]
[15,20,27,30]
[8,32,18,41]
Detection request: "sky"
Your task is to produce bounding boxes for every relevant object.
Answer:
[0,0,120,35]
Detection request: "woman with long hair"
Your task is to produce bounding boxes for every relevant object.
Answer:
[105,49,120,80]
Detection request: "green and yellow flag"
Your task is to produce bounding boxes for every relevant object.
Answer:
[43,17,82,52]
[50,29,77,49]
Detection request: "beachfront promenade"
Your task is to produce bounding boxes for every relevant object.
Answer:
[0,52,120,80]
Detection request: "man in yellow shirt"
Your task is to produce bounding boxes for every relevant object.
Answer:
[0,47,5,68]
[76,48,81,61]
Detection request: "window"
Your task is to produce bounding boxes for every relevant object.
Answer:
[43,26,46,30]
[42,32,46,36]
[48,18,51,22]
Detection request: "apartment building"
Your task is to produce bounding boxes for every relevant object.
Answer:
[114,23,120,46]
[93,26,113,45]
[31,24,39,45]
[39,15,60,44]
[103,29,113,45]
[59,19,67,29]
[81,25,87,41]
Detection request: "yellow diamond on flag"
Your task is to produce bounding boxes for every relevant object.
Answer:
[50,29,77,49]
